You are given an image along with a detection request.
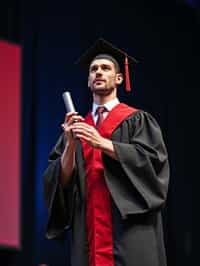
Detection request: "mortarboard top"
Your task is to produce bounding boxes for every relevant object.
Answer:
[75,38,139,92]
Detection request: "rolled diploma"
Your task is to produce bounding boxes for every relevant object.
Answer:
[62,91,77,138]
[62,91,76,113]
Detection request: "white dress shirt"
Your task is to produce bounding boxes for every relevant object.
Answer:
[91,98,120,124]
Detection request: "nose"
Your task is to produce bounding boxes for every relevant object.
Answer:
[96,67,103,76]
[96,72,103,79]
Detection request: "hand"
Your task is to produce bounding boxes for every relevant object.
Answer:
[71,122,105,148]
[61,112,85,145]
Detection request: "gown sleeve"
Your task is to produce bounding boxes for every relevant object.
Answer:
[102,111,170,218]
[43,133,77,240]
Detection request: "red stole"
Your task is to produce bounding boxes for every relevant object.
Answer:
[81,103,138,266]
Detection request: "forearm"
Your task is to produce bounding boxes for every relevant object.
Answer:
[60,142,76,188]
[99,138,118,161]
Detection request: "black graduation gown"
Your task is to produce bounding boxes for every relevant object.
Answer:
[43,110,170,266]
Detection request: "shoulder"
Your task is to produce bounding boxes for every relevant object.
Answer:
[125,107,153,121]
[124,108,161,131]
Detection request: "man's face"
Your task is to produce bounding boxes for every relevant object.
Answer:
[88,58,123,96]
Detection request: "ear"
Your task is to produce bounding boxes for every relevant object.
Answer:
[116,73,123,85]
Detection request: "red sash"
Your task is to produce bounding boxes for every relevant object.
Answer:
[81,103,138,266]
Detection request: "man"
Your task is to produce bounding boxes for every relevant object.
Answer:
[43,38,170,266]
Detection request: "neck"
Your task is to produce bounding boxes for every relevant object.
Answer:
[93,90,117,105]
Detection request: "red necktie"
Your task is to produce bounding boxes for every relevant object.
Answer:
[96,106,107,128]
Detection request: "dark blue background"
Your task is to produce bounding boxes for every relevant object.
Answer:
[0,0,200,265]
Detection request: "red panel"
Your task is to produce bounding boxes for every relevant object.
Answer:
[0,40,21,249]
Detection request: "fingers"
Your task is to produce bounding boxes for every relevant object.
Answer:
[64,112,85,126]
[72,123,102,148]
[61,115,85,141]
[72,122,94,133]
[61,123,73,130]
[61,123,74,134]
[72,123,97,141]
[65,112,77,122]
[74,133,90,142]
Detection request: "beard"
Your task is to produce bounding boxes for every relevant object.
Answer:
[90,85,115,96]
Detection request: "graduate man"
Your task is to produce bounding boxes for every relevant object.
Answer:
[43,38,170,266]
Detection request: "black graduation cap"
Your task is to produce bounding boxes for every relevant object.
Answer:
[76,38,139,92]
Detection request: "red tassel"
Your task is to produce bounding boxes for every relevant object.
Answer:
[124,55,131,92]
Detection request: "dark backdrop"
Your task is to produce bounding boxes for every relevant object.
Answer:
[0,0,200,265]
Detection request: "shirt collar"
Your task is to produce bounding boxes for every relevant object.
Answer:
[92,98,120,116]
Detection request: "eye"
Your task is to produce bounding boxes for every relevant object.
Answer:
[90,66,98,72]
[102,64,111,71]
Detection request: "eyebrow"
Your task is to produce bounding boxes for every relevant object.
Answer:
[90,63,112,70]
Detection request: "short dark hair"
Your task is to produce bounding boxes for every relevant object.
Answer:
[92,54,120,73]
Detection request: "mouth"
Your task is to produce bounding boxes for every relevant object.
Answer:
[94,79,105,84]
